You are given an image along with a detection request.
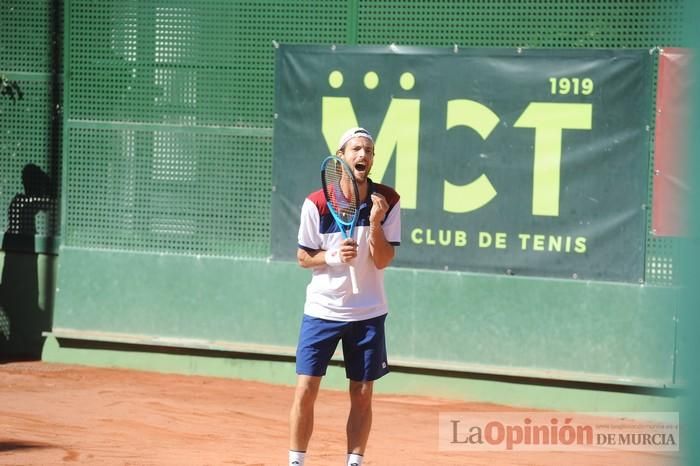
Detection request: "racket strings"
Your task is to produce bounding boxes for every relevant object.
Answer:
[323,160,357,222]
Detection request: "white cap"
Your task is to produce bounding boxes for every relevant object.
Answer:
[337,127,374,151]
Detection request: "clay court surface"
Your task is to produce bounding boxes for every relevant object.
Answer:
[0,361,680,466]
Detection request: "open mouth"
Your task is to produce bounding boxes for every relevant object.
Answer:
[354,163,367,173]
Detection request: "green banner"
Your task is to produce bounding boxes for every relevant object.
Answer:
[271,46,653,283]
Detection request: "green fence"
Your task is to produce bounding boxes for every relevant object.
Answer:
[0,0,61,357]
[1,0,688,387]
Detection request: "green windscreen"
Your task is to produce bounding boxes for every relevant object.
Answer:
[358,1,685,48]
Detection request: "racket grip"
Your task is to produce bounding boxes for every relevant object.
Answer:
[349,265,359,294]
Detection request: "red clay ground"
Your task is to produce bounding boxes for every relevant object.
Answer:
[0,362,680,465]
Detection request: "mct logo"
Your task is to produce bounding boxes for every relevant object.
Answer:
[273,45,652,281]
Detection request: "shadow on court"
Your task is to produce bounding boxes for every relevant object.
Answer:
[0,440,56,453]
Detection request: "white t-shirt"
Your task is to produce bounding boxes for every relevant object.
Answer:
[297,180,401,322]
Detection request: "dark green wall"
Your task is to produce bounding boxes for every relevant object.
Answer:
[52,247,677,386]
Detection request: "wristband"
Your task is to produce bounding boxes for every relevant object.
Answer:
[324,248,343,266]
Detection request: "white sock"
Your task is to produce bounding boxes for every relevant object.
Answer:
[289,450,305,466]
[346,453,363,466]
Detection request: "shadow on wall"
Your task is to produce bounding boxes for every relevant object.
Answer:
[0,164,56,361]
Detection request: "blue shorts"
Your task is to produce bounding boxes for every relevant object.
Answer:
[295,314,389,381]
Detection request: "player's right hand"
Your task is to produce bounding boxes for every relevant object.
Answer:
[339,238,358,263]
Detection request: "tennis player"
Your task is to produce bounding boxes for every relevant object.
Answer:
[288,127,401,466]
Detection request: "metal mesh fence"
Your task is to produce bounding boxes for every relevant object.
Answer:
[60,0,349,256]
[0,0,61,251]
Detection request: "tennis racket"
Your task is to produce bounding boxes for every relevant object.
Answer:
[321,155,361,294]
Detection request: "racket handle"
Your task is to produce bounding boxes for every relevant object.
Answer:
[349,265,359,294]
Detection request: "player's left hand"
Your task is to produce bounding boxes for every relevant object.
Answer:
[369,193,388,226]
